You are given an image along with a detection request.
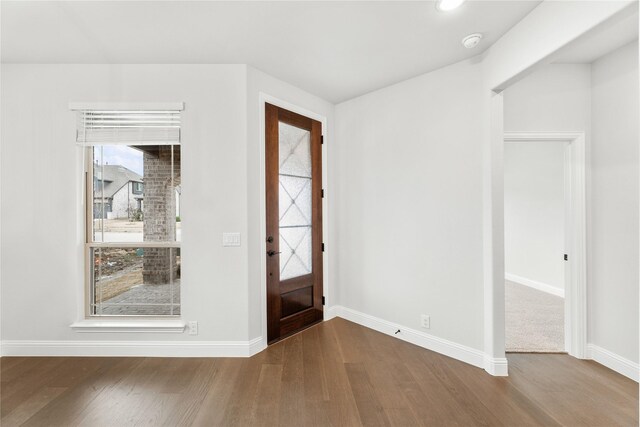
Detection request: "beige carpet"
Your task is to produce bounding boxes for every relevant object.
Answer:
[505,280,564,352]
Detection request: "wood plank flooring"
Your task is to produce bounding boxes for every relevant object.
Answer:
[1,318,638,426]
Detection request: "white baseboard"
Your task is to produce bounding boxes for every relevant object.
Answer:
[484,356,509,376]
[587,344,639,382]
[331,305,505,375]
[1,337,265,358]
[1,306,511,378]
[505,273,565,298]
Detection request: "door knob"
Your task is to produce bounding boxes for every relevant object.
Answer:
[266,236,274,243]
[267,250,281,257]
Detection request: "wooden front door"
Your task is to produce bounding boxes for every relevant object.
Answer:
[265,103,323,343]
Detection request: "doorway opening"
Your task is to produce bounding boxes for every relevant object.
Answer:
[503,132,586,357]
[504,138,568,352]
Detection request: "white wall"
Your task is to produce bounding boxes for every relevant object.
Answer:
[332,5,637,373]
[1,64,251,343]
[331,60,597,355]
[503,64,592,133]
[0,63,335,350]
[590,41,639,364]
[335,58,485,351]
[504,142,567,291]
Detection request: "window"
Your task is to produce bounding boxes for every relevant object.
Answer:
[132,181,143,194]
[75,106,183,316]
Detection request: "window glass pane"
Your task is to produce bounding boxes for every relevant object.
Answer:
[91,145,180,243]
[280,226,312,280]
[278,122,312,280]
[91,247,180,316]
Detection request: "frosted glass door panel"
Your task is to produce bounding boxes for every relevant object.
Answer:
[279,122,312,280]
[279,122,312,177]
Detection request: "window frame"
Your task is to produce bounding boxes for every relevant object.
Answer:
[132,181,143,195]
[84,144,181,318]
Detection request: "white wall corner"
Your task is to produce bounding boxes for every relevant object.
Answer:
[484,355,509,376]
[331,305,497,373]
[505,273,565,298]
[249,336,267,357]
[587,344,639,382]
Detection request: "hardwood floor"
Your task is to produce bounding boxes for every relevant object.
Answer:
[2,318,638,426]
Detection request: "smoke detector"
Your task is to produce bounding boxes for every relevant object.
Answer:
[462,33,483,49]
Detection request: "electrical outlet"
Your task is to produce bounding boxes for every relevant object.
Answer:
[188,321,198,335]
[420,315,430,329]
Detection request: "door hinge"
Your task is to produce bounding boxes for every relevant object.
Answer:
[321,135,324,144]
[322,243,325,252]
[322,296,325,306]
[321,189,324,198]
[564,254,568,261]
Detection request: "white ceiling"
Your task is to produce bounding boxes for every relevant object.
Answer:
[552,3,638,64]
[1,1,541,103]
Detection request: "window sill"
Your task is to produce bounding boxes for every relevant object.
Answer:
[70,319,186,333]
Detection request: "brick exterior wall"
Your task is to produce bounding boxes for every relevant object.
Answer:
[143,146,181,284]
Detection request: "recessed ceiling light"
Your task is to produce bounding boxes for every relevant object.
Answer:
[436,0,466,12]
[462,33,483,49]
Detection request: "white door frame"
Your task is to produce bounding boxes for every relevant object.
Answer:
[504,131,587,359]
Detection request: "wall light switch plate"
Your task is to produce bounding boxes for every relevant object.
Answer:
[222,232,241,247]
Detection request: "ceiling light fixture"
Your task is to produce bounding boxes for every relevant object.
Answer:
[436,0,466,12]
[462,33,483,49]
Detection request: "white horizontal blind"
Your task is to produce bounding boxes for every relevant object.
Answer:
[76,110,181,145]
